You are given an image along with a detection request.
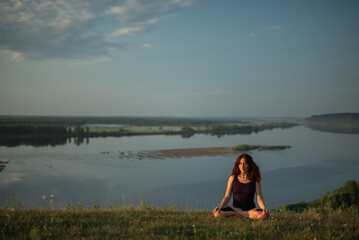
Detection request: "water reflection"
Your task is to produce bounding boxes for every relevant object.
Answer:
[0,137,90,148]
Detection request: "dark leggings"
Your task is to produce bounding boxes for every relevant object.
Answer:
[220,206,263,212]
[220,206,236,212]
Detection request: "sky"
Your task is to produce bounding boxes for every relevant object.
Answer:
[0,0,358,118]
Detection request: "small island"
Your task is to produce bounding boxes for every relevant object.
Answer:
[116,144,291,160]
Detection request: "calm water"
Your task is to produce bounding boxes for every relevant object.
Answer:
[1,125,359,210]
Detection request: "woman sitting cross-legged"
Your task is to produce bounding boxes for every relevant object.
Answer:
[213,153,270,219]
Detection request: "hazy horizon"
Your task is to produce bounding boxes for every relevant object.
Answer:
[1,0,358,117]
[0,113,308,119]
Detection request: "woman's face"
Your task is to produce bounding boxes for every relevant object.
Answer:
[239,158,249,174]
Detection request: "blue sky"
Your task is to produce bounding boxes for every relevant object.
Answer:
[0,0,358,117]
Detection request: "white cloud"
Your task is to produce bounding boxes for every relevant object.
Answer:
[145,18,161,25]
[107,16,162,39]
[108,26,145,38]
[0,0,201,61]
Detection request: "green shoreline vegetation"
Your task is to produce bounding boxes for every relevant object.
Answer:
[0,116,300,148]
[0,123,298,148]
[1,181,358,239]
[232,144,291,151]
[0,121,299,137]
[278,180,359,213]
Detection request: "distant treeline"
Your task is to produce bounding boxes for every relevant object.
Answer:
[303,113,359,134]
[0,122,298,136]
[208,122,298,135]
[0,116,247,126]
[304,113,359,125]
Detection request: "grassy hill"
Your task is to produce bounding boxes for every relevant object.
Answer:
[1,181,358,239]
[277,180,359,213]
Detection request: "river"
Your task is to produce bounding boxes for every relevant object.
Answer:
[1,125,358,210]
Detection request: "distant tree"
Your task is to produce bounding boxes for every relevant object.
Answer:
[181,126,194,133]
[74,126,85,134]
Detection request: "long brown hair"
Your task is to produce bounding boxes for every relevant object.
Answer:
[231,153,261,182]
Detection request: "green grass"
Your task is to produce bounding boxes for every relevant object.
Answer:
[2,181,358,239]
[1,206,358,240]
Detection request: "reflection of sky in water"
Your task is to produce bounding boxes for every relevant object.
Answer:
[1,126,359,210]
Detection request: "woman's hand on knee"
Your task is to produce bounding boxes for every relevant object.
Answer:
[213,206,220,215]
[257,209,270,219]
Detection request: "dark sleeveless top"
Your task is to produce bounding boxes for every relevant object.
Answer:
[232,176,256,211]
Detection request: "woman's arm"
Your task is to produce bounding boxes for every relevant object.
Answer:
[213,175,234,213]
[256,181,268,211]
